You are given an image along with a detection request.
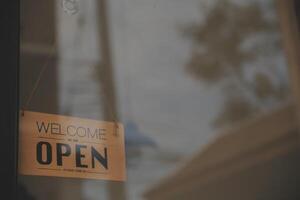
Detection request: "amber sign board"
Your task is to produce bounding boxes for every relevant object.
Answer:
[19,111,126,181]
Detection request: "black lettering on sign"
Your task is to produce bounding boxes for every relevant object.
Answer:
[36,142,109,170]
[67,125,76,136]
[87,128,98,139]
[36,142,52,165]
[51,123,62,135]
[76,145,88,168]
[76,127,86,137]
[56,143,71,166]
[92,147,108,169]
[36,121,50,133]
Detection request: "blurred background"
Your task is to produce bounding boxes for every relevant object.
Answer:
[19,0,300,199]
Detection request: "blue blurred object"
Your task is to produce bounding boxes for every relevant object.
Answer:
[124,121,156,148]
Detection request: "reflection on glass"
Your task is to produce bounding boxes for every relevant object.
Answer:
[19,0,291,200]
[183,0,289,127]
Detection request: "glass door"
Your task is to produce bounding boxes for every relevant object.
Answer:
[17,0,300,200]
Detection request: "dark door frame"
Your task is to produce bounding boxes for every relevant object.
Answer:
[0,0,19,199]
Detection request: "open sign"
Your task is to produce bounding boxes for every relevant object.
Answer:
[19,111,126,181]
[36,142,108,169]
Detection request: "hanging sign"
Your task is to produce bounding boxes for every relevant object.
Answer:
[19,111,126,181]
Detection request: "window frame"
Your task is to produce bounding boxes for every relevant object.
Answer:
[0,0,19,199]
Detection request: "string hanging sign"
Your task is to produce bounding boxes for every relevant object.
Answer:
[19,0,126,179]
[19,43,125,181]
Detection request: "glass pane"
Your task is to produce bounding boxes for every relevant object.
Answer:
[19,0,295,200]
